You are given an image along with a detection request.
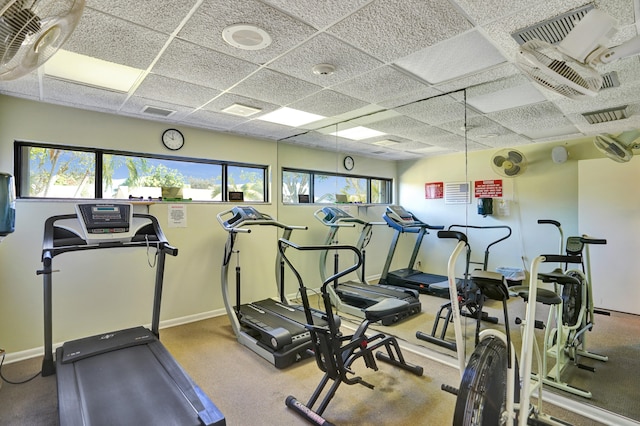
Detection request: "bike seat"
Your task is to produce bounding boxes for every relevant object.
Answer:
[363,298,409,322]
[538,270,581,286]
[470,270,510,302]
[511,285,562,305]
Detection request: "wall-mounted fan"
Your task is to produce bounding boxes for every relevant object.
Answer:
[491,149,528,177]
[0,0,84,81]
[593,130,640,163]
[516,9,640,99]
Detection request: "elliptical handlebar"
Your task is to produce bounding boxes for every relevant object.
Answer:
[437,230,468,243]
[581,236,607,245]
[537,219,561,227]
[278,238,362,294]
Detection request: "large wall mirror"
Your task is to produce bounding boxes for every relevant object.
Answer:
[275,89,639,424]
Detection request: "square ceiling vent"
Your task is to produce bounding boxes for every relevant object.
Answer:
[142,106,175,117]
[511,4,594,45]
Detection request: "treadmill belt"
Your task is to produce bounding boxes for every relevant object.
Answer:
[57,342,224,426]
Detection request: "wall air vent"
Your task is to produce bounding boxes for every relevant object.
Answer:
[582,105,628,124]
[142,106,176,117]
[511,4,594,45]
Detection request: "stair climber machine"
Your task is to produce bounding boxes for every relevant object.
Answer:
[379,205,448,296]
[315,206,421,325]
[217,206,329,369]
[39,203,225,426]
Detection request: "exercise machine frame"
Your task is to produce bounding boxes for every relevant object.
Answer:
[218,206,326,369]
[379,205,446,295]
[39,203,224,426]
[280,238,424,426]
[315,206,421,325]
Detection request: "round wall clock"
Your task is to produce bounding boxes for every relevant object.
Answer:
[162,128,184,151]
[343,155,354,171]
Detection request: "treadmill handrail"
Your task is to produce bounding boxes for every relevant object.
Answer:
[217,207,306,233]
[41,213,177,266]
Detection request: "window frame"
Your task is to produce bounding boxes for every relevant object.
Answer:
[14,141,269,202]
[282,167,392,205]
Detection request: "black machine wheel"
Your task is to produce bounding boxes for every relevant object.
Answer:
[453,336,518,426]
[562,270,584,327]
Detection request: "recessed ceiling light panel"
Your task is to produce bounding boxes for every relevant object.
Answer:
[257,107,325,127]
[222,103,262,117]
[330,126,386,141]
[222,24,272,50]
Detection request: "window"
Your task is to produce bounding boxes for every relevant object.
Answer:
[283,168,392,204]
[15,142,267,202]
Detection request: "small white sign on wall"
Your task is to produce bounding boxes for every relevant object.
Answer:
[168,204,187,228]
[444,182,470,204]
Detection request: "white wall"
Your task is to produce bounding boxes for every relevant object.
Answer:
[579,156,640,314]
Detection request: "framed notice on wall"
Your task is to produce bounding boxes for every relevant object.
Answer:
[425,182,444,199]
[444,182,470,204]
[474,179,503,198]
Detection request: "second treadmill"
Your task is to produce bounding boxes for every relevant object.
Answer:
[315,206,421,325]
[379,205,449,296]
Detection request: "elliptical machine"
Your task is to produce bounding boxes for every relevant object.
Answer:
[279,238,424,426]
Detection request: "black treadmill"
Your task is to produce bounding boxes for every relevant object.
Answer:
[379,205,448,296]
[39,203,225,426]
[315,206,421,325]
[217,206,328,369]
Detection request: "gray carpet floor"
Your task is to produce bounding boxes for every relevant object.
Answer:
[0,312,619,425]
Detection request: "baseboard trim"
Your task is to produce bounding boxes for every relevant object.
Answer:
[3,309,226,365]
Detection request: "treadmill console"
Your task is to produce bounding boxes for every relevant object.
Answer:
[321,206,352,224]
[224,206,271,228]
[386,205,419,225]
[72,203,138,244]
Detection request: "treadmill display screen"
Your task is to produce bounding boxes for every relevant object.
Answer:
[78,204,131,234]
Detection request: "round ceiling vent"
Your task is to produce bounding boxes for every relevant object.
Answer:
[222,24,272,50]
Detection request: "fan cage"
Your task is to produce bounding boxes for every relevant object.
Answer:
[516,39,603,99]
[0,0,85,80]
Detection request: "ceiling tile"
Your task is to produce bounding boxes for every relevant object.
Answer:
[152,39,259,90]
[288,90,369,117]
[133,74,221,109]
[267,33,383,87]
[260,0,371,29]
[178,0,317,65]
[229,69,322,106]
[395,30,507,84]
[331,66,429,104]
[63,8,168,69]
[85,0,197,33]
[328,0,473,62]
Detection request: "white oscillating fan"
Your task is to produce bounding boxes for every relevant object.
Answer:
[516,9,640,99]
[593,130,640,163]
[490,149,528,177]
[0,0,84,81]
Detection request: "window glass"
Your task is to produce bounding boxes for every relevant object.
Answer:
[21,145,95,198]
[285,168,391,204]
[282,170,310,203]
[103,155,223,201]
[313,174,338,203]
[371,179,391,204]
[227,165,265,202]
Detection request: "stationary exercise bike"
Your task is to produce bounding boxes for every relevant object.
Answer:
[416,224,512,351]
[279,239,423,426]
[454,253,580,426]
[535,219,608,398]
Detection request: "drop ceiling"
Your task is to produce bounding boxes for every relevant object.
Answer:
[1,0,640,160]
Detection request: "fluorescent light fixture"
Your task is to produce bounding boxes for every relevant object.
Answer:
[330,126,386,140]
[44,50,143,92]
[222,103,262,117]
[257,107,325,127]
[373,139,401,146]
